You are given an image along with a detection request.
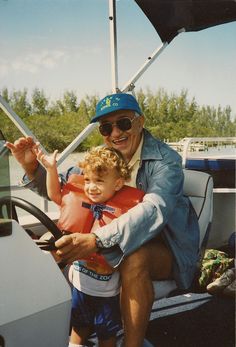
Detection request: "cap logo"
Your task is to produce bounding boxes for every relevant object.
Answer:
[105,97,111,107]
[100,96,120,111]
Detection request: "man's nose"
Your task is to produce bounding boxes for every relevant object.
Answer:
[110,123,122,136]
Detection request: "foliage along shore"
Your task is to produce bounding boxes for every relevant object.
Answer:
[1,87,235,152]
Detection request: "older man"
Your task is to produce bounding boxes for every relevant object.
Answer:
[6,93,199,347]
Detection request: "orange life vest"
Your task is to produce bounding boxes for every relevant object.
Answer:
[57,174,144,274]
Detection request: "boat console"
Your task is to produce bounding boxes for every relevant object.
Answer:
[0,220,71,347]
[0,132,71,347]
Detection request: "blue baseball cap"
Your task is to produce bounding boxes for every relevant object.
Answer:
[90,93,142,123]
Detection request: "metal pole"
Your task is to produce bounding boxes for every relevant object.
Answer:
[121,42,168,93]
[56,0,119,165]
[57,123,97,166]
[0,95,48,154]
[109,0,119,93]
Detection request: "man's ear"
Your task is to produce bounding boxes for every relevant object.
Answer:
[138,115,145,130]
[115,178,125,191]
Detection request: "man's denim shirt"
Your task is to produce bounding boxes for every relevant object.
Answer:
[22,129,199,289]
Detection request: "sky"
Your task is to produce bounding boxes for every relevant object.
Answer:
[0,0,236,116]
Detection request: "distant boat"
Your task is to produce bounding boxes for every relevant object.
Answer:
[167,138,207,152]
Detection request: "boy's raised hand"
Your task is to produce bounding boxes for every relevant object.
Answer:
[34,147,58,170]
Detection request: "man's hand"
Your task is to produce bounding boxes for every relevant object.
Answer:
[5,136,38,177]
[55,233,98,264]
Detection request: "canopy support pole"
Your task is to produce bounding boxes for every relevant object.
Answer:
[0,94,97,165]
[109,0,119,93]
[121,41,168,93]
[56,123,97,166]
[0,95,48,154]
[58,0,119,165]
[108,0,169,94]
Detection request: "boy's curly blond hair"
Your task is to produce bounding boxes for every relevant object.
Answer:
[79,147,131,181]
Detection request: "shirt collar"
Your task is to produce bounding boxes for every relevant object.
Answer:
[128,133,144,168]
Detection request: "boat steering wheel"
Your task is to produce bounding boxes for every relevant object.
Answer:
[0,196,62,240]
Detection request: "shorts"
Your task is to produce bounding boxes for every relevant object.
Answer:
[71,287,122,340]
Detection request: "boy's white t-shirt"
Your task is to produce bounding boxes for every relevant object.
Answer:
[69,260,120,297]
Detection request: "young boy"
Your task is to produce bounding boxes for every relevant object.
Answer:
[35,146,144,347]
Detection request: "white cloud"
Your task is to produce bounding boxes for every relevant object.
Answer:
[0,64,8,76]
[0,49,68,76]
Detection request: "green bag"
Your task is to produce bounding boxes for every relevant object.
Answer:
[198,249,234,288]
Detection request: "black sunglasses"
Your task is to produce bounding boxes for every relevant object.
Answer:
[99,117,136,136]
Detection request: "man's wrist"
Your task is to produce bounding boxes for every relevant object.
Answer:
[22,161,39,178]
[92,233,104,250]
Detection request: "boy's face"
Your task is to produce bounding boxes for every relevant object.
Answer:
[83,168,124,203]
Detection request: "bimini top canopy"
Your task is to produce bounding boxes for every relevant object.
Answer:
[135,0,236,43]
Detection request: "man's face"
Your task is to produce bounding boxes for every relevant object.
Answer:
[99,110,144,162]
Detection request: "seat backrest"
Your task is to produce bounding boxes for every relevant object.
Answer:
[183,169,213,247]
[153,169,213,300]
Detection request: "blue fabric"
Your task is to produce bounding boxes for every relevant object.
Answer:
[71,287,121,340]
[91,93,142,123]
[22,129,199,289]
[82,202,115,220]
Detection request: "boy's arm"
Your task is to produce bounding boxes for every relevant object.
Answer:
[34,149,62,205]
[46,166,62,205]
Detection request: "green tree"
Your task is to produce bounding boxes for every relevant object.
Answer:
[85,94,99,122]
[31,88,49,115]
[10,89,31,118]
[49,91,78,116]
[62,91,78,113]
[1,87,235,148]
[1,87,10,103]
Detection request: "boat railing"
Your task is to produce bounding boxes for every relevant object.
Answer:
[166,137,236,168]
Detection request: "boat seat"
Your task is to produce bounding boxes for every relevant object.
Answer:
[153,169,214,300]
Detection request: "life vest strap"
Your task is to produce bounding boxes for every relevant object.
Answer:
[82,201,115,220]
